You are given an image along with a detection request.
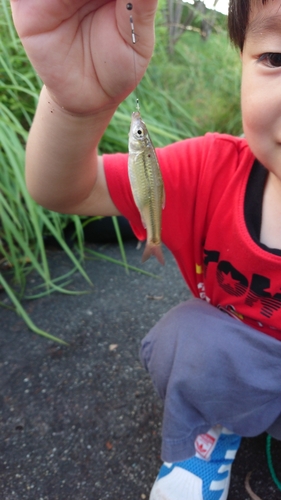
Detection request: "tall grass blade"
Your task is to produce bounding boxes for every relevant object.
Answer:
[0,273,68,345]
[85,248,160,279]
[112,216,129,274]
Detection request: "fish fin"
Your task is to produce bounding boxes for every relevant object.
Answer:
[140,214,147,229]
[142,243,165,265]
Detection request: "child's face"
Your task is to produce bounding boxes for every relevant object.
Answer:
[241,0,281,176]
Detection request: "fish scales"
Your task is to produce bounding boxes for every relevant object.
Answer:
[128,111,165,265]
[132,148,162,238]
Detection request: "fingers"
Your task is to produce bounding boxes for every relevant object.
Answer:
[10,0,158,50]
[10,0,106,38]
[8,0,158,114]
[116,0,158,56]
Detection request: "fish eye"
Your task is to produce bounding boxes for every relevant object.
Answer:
[135,127,144,138]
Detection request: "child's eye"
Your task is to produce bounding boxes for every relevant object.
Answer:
[258,53,281,68]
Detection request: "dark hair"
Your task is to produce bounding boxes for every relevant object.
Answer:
[228,0,267,50]
[228,0,250,50]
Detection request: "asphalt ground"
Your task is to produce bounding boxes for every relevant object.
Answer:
[1,235,281,500]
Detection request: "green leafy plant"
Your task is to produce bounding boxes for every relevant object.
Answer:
[0,1,92,342]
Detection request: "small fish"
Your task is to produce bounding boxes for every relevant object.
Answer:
[128,111,165,265]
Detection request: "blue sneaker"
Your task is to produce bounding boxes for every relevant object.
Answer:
[149,427,241,500]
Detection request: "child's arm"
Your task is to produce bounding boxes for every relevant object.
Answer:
[10,0,158,215]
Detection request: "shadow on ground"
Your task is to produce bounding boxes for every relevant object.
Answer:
[0,241,280,499]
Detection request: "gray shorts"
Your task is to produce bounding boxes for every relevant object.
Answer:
[140,298,281,462]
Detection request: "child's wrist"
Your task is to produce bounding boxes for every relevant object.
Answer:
[41,85,118,122]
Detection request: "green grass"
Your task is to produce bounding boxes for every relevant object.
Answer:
[0,1,94,342]
[0,0,242,341]
[171,30,242,135]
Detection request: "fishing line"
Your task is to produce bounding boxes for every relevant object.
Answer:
[126,3,140,111]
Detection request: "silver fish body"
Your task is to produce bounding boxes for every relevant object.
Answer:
[128,111,165,265]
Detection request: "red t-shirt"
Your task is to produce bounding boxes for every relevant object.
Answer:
[103,133,281,340]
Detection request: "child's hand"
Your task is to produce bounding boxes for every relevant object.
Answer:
[10,0,157,114]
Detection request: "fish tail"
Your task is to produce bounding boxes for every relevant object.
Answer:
[142,242,165,266]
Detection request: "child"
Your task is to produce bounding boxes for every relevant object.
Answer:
[10,0,281,498]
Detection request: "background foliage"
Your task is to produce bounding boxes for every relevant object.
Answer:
[0,0,242,339]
